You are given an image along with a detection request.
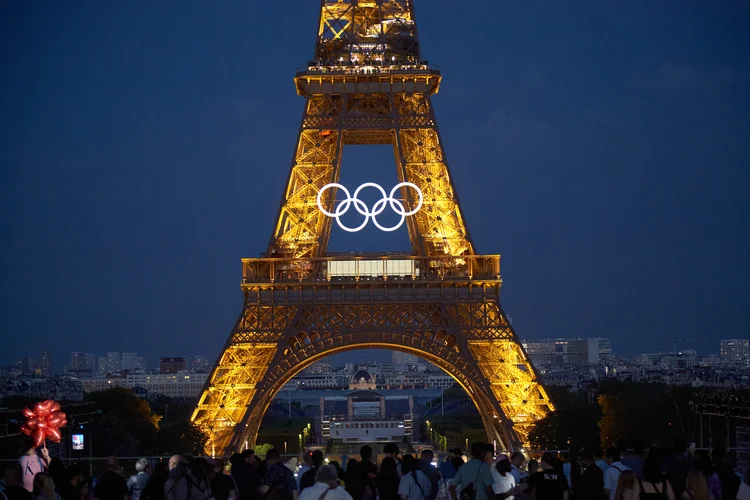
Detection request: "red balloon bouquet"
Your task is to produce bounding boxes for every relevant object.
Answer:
[19,400,67,447]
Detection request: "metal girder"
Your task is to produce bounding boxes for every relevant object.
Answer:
[192,275,554,456]
[192,0,555,457]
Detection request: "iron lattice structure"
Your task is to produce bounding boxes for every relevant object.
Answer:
[192,0,554,456]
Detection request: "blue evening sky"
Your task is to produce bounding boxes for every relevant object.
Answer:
[1,1,749,368]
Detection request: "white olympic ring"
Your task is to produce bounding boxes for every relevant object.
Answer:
[316,182,423,232]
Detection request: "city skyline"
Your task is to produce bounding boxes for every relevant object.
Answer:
[6,338,749,374]
[2,1,749,366]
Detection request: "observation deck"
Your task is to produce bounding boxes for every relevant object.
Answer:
[241,254,501,288]
[295,63,441,97]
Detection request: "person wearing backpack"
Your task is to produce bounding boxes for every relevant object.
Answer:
[298,466,351,500]
[398,456,431,500]
[448,444,493,500]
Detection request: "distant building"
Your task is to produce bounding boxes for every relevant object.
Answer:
[79,372,209,399]
[70,352,96,374]
[191,355,210,372]
[392,351,424,371]
[2,375,83,401]
[319,368,415,444]
[350,367,377,390]
[522,338,611,367]
[97,356,106,374]
[304,361,332,374]
[720,339,750,367]
[280,373,340,391]
[38,351,52,376]
[136,357,148,371]
[121,352,138,371]
[106,352,121,373]
[19,357,36,376]
[160,357,187,374]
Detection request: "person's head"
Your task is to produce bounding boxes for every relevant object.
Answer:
[632,440,645,456]
[213,458,225,474]
[527,460,538,475]
[593,447,604,459]
[266,448,281,465]
[303,451,313,467]
[3,464,21,486]
[685,469,708,497]
[315,465,339,488]
[104,456,118,472]
[229,453,244,469]
[384,443,400,457]
[401,454,416,474]
[642,455,663,483]
[329,461,343,478]
[169,455,184,471]
[540,452,557,470]
[25,437,39,454]
[495,455,511,476]
[510,451,525,468]
[68,463,88,487]
[483,444,495,464]
[379,457,398,478]
[34,473,55,499]
[311,450,324,467]
[605,447,621,465]
[241,449,256,464]
[360,445,372,462]
[581,451,595,468]
[450,448,462,458]
[135,458,150,475]
[421,449,434,464]
[470,442,487,460]
[615,470,637,500]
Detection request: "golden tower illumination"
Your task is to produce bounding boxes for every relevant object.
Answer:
[191,0,554,455]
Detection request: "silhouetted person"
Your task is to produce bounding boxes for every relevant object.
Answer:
[377,458,400,500]
[94,457,129,500]
[265,449,296,498]
[140,463,168,500]
[230,453,262,500]
[418,451,439,500]
[300,451,324,493]
[359,446,378,500]
[58,464,87,500]
[2,465,33,500]
[577,452,605,500]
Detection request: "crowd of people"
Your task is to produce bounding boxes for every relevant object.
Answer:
[2,437,749,500]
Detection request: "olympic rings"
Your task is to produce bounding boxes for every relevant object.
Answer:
[316,182,423,232]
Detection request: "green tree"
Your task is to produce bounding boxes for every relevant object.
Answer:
[529,385,601,451]
[86,388,160,456]
[598,382,693,447]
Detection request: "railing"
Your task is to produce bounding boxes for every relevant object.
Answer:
[241,254,501,285]
[297,64,439,77]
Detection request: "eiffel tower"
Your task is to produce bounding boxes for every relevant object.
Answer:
[192,0,554,456]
